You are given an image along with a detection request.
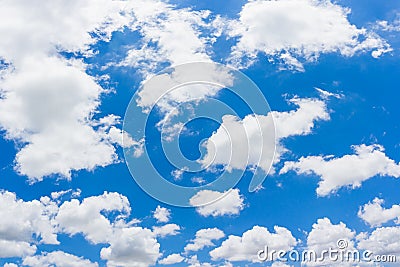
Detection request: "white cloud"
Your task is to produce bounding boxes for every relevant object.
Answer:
[0,190,59,256]
[171,168,186,181]
[56,192,161,267]
[189,189,244,217]
[152,224,181,238]
[186,255,213,267]
[3,263,18,267]
[228,0,391,69]
[131,62,235,144]
[272,97,330,140]
[153,206,171,223]
[0,0,130,62]
[106,126,144,154]
[158,253,185,265]
[357,226,400,256]
[358,198,400,227]
[306,218,356,266]
[0,240,36,258]
[279,52,305,72]
[201,97,329,173]
[119,1,215,75]
[100,227,161,267]
[22,251,98,267]
[192,177,206,185]
[0,56,121,181]
[210,225,297,262]
[0,190,161,266]
[56,191,131,244]
[0,0,138,181]
[51,190,72,200]
[315,87,343,100]
[280,144,400,196]
[185,228,225,252]
[374,19,400,32]
[135,63,233,114]
[50,189,81,201]
[199,113,275,173]
[54,192,162,267]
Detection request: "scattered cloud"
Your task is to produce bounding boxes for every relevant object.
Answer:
[0,190,162,266]
[159,253,185,265]
[315,87,343,100]
[210,225,297,262]
[201,97,330,173]
[100,226,161,267]
[56,191,131,244]
[189,189,244,217]
[0,190,58,258]
[227,0,391,69]
[0,240,36,259]
[153,205,171,223]
[186,255,213,267]
[281,144,400,196]
[0,0,137,181]
[358,198,400,227]
[50,189,81,201]
[152,224,181,238]
[357,226,400,256]
[185,228,225,252]
[119,1,215,75]
[374,18,400,32]
[22,251,98,267]
[306,217,356,266]
[191,177,207,185]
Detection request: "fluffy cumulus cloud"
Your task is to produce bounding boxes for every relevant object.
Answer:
[227,0,391,69]
[186,255,213,267]
[153,205,171,223]
[306,218,356,266]
[0,240,36,259]
[134,62,233,123]
[22,251,98,267]
[185,228,225,252]
[189,189,244,217]
[280,144,400,196]
[55,191,161,267]
[56,191,131,244]
[152,224,181,238]
[100,227,161,267]
[0,0,139,181]
[357,226,400,256]
[210,225,297,263]
[119,0,215,75]
[0,191,58,258]
[358,198,400,227]
[200,97,329,174]
[158,253,185,265]
[0,190,162,266]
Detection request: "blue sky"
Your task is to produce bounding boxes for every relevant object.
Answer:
[0,0,400,266]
